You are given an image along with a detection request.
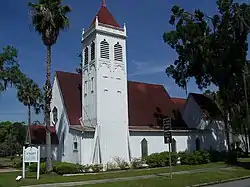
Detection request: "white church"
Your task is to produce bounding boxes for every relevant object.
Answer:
[31,1,230,165]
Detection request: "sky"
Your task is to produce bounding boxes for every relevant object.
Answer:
[0,0,241,123]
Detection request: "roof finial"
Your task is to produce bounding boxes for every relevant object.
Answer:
[102,0,106,7]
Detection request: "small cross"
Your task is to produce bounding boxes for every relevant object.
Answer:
[102,0,106,7]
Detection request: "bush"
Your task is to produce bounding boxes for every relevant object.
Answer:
[145,152,178,168]
[90,164,103,173]
[179,150,211,165]
[54,162,80,175]
[226,151,238,164]
[209,150,227,162]
[113,157,130,170]
[130,158,147,169]
[29,162,46,174]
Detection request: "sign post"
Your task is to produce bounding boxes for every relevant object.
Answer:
[23,146,40,180]
[163,117,172,179]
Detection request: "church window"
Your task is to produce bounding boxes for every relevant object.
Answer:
[171,138,177,152]
[196,137,201,151]
[84,47,89,65]
[52,107,58,124]
[73,136,78,151]
[141,138,148,157]
[91,42,95,61]
[114,42,123,61]
[100,39,109,59]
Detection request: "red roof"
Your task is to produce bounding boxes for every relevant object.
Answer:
[55,71,187,130]
[90,4,120,28]
[56,71,82,125]
[171,97,186,112]
[30,125,58,145]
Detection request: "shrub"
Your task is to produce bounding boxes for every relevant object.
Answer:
[145,152,178,168]
[113,157,130,170]
[209,150,227,162]
[54,162,80,175]
[106,161,118,171]
[130,158,146,169]
[226,151,238,164]
[179,150,211,165]
[29,162,46,174]
[90,164,103,173]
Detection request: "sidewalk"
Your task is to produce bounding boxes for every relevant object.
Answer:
[21,167,233,187]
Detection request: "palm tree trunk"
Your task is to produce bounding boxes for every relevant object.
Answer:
[45,45,52,171]
[25,103,32,145]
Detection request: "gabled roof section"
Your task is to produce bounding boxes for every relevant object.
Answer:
[190,93,222,119]
[90,4,120,28]
[56,71,82,126]
[30,125,58,145]
[128,81,188,130]
[171,97,186,112]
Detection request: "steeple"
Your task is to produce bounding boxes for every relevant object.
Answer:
[102,0,106,7]
[90,0,120,28]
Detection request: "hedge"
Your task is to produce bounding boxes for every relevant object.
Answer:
[144,152,178,168]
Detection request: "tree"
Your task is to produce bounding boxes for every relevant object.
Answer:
[0,46,23,93]
[28,0,71,171]
[0,121,26,156]
[16,75,43,145]
[76,52,82,74]
[163,0,250,151]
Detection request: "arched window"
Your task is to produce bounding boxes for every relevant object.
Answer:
[91,42,95,61]
[171,138,177,152]
[196,137,201,151]
[84,47,89,65]
[114,42,123,61]
[52,107,58,124]
[141,138,148,157]
[100,39,109,59]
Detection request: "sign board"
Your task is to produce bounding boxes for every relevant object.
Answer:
[163,117,173,179]
[23,146,40,180]
[163,117,171,132]
[164,131,172,144]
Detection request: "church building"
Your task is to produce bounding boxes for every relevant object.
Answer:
[39,1,229,165]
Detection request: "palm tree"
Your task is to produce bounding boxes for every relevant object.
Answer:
[16,75,43,146]
[28,0,71,171]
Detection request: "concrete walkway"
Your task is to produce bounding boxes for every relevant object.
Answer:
[206,178,250,187]
[0,168,20,173]
[21,167,232,187]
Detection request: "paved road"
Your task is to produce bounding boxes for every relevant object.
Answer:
[207,178,250,187]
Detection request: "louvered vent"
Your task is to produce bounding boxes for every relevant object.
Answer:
[84,47,89,65]
[91,42,95,61]
[114,43,122,61]
[100,40,109,59]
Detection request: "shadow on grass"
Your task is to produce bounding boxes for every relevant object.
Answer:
[227,158,250,170]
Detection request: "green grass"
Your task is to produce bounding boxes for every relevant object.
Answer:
[76,168,250,187]
[0,162,226,187]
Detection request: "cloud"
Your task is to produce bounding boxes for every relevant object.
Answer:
[128,60,166,77]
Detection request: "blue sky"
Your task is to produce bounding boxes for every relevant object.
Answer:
[0,0,233,123]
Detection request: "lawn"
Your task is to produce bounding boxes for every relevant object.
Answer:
[76,168,250,187]
[0,162,226,187]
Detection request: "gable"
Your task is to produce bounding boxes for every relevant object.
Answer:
[190,93,222,119]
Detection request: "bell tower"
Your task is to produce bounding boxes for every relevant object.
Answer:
[81,1,130,164]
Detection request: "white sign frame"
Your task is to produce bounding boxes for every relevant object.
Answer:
[22,146,40,180]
